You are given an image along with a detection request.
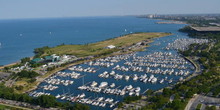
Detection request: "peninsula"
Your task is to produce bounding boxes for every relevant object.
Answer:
[40,32,171,57]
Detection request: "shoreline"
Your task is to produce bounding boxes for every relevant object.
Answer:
[0,62,19,69]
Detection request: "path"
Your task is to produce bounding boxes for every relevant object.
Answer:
[185,94,220,110]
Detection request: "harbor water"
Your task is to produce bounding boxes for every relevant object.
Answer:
[33,34,195,110]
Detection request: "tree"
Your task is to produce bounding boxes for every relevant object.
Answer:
[185,91,194,98]
[163,88,173,97]
[66,103,90,110]
[17,70,39,78]
[167,99,185,110]
[21,57,30,64]
[205,106,216,110]
[146,89,154,96]
[35,95,57,108]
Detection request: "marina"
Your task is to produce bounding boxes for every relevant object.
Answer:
[30,32,198,109]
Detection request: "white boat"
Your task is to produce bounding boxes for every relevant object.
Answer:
[129,91,134,96]
[135,92,140,96]
[109,71,115,75]
[98,97,104,101]
[133,74,138,81]
[120,90,126,96]
[126,85,133,90]
[91,81,98,87]
[179,77,183,81]
[99,82,108,88]
[125,75,130,81]
[135,87,141,92]
[79,93,85,98]
[55,94,61,98]
[110,83,115,88]
[61,96,66,100]
[169,78,173,83]
[160,79,164,83]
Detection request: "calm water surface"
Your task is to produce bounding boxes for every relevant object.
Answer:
[1,16,184,65]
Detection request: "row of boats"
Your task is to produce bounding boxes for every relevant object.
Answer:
[78,82,141,96]
[87,61,114,67]
[29,91,51,97]
[56,71,81,79]
[42,84,58,91]
[30,91,119,108]
[146,67,190,76]
[68,66,97,73]
[98,71,177,84]
[124,62,188,69]
[166,38,209,51]
[44,77,74,86]
[56,93,119,108]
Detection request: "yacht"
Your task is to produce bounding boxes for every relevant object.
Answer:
[91,81,98,87]
[99,82,108,88]
[110,83,115,88]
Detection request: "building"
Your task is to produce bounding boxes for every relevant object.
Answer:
[30,58,44,64]
[106,45,116,49]
[30,54,60,64]
[45,54,60,62]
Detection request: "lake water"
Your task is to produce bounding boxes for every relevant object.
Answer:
[0,16,185,65]
[0,16,194,110]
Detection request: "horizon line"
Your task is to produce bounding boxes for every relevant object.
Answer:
[0,13,220,20]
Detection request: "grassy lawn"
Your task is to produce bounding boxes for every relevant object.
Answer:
[14,78,38,93]
[44,32,171,57]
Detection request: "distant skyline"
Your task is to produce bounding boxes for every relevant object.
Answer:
[0,0,220,19]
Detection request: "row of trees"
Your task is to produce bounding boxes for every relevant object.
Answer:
[0,84,89,110]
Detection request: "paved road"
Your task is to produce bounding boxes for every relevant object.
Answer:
[185,95,220,110]
[0,98,60,110]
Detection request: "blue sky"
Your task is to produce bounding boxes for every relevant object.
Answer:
[0,0,220,19]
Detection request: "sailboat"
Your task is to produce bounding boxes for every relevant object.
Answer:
[124,29,127,32]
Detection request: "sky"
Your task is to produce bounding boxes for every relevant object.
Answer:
[0,0,220,19]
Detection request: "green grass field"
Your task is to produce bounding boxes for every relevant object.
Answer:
[44,32,171,57]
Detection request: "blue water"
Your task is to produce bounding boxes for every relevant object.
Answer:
[0,16,184,65]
